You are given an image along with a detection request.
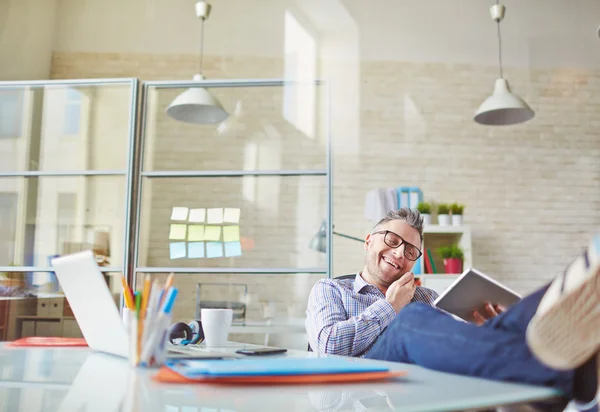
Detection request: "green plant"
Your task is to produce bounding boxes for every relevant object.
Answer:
[437,244,464,260]
[450,203,464,215]
[416,202,431,214]
[437,203,450,215]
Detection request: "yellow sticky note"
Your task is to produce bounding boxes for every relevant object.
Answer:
[204,226,222,241]
[188,225,205,241]
[169,224,187,240]
[223,226,240,242]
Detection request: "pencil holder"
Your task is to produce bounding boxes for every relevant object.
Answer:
[123,308,170,368]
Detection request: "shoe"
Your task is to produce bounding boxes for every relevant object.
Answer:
[526,234,600,371]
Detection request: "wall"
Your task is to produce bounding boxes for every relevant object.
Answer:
[0,0,58,80]
[5,1,600,341]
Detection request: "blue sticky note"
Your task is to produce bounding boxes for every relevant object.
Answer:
[224,241,242,257]
[206,242,223,258]
[169,242,186,259]
[188,242,205,258]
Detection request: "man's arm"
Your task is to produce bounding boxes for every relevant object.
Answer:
[305,279,396,357]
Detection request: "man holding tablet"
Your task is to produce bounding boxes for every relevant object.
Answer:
[306,208,599,405]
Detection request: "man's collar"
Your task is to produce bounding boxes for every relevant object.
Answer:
[353,272,371,293]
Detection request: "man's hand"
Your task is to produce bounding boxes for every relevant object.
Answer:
[385,272,416,313]
[473,302,506,325]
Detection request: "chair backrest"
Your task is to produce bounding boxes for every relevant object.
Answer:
[307,274,357,351]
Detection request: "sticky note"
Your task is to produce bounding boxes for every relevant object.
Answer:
[224,241,242,257]
[206,242,223,258]
[204,226,221,241]
[188,208,206,223]
[207,208,223,224]
[171,207,189,221]
[223,208,240,223]
[169,242,186,259]
[188,225,205,241]
[188,242,205,258]
[223,226,240,242]
[169,224,187,240]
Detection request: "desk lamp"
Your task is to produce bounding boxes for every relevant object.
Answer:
[309,220,363,253]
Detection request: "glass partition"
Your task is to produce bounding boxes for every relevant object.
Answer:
[0,79,138,342]
[134,79,331,348]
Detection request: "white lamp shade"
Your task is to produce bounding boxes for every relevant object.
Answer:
[474,78,534,126]
[165,75,228,124]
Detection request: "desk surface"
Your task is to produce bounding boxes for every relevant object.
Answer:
[0,342,561,412]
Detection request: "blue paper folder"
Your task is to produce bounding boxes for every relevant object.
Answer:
[166,357,389,378]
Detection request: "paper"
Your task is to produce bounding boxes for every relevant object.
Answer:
[169,224,187,240]
[188,225,205,241]
[223,208,240,223]
[224,241,242,257]
[188,208,206,223]
[206,242,223,258]
[171,207,189,221]
[169,242,186,259]
[223,226,240,242]
[207,208,223,224]
[188,242,205,258]
[204,226,221,241]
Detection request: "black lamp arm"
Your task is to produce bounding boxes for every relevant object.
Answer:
[333,231,364,243]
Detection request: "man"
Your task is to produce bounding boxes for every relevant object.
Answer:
[306,208,600,404]
[305,208,501,357]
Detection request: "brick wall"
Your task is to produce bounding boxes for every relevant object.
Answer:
[51,52,600,331]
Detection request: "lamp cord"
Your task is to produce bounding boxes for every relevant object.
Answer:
[199,17,205,75]
[497,20,503,78]
[496,0,503,79]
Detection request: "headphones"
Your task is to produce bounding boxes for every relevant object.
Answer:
[168,320,204,345]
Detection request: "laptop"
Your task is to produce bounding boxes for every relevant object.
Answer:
[50,250,239,360]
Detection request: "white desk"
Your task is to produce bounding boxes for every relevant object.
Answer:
[0,342,563,412]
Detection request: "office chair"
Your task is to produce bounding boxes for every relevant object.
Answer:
[307,274,357,352]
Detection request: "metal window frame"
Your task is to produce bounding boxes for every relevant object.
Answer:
[131,78,333,287]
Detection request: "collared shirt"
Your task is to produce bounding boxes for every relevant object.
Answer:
[305,273,438,357]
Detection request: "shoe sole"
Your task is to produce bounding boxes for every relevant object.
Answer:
[526,260,600,370]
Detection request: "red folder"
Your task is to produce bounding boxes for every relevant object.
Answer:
[6,337,88,347]
[153,366,407,385]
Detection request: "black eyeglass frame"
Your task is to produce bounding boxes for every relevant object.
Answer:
[371,230,423,261]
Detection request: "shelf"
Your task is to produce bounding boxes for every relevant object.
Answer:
[423,225,469,234]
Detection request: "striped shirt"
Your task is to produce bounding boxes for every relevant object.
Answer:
[305,272,438,357]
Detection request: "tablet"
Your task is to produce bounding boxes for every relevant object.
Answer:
[433,268,522,322]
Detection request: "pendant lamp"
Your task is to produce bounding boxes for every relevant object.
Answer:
[474,2,534,126]
[165,1,228,124]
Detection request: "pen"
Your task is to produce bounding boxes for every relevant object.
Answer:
[141,287,179,364]
[120,275,135,310]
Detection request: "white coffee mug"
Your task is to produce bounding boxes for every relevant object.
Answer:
[201,308,233,347]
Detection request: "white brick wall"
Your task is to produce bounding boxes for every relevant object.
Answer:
[51,52,600,331]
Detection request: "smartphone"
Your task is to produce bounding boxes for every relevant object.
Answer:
[235,348,288,356]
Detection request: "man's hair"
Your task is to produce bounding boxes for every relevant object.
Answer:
[373,208,424,244]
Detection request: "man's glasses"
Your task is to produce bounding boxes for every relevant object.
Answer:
[371,230,422,261]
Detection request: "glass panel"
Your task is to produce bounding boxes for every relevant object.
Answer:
[135,272,321,349]
[0,270,123,342]
[0,82,134,172]
[137,176,327,270]
[0,176,127,268]
[143,83,327,171]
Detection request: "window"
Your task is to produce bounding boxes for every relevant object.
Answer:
[283,11,317,139]
[0,88,24,138]
[168,207,242,259]
[63,88,83,136]
[0,193,18,265]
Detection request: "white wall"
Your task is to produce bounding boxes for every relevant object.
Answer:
[0,0,58,80]
[53,0,600,69]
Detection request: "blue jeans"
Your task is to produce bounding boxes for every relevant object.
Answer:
[365,285,575,398]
